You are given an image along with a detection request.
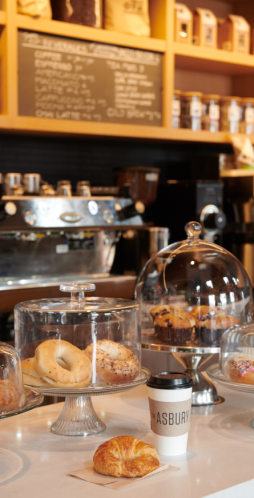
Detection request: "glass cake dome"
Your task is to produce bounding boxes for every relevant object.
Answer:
[220,321,254,383]
[136,221,253,348]
[0,342,24,415]
[14,283,141,390]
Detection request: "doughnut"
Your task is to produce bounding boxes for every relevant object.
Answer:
[93,436,160,478]
[230,355,254,384]
[0,380,21,413]
[84,339,139,384]
[22,357,51,387]
[34,339,92,388]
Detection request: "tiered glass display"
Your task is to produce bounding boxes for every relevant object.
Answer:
[136,222,253,405]
[0,342,43,418]
[14,283,148,436]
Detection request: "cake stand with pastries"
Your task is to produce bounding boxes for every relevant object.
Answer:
[136,221,253,406]
[15,282,149,436]
[207,321,254,427]
[0,342,43,419]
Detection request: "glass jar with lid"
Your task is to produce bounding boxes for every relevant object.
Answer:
[220,96,242,133]
[15,283,141,390]
[136,221,252,348]
[181,92,203,131]
[202,94,220,132]
[240,98,254,135]
[172,90,182,129]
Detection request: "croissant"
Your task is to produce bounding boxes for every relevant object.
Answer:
[93,436,160,478]
[0,380,21,413]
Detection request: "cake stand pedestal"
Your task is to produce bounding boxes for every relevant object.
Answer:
[24,367,150,436]
[142,338,222,406]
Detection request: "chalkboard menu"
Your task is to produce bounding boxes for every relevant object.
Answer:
[18,30,163,127]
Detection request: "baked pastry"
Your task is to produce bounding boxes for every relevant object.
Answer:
[189,306,239,346]
[0,380,21,413]
[229,355,254,384]
[153,306,196,345]
[34,340,92,388]
[150,305,172,320]
[84,340,139,384]
[93,436,160,478]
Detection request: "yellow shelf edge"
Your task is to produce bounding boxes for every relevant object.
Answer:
[16,15,166,53]
[0,115,250,144]
[0,10,6,25]
[174,42,254,69]
[220,169,254,177]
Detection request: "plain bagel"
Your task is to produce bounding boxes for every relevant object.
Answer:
[22,357,50,387]
[84,339,140,384]
[34,339,92,388]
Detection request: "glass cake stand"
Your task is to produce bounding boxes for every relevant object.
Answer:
[207,363,254,428]
[24,367,150,436]
[0,387,43,419]
[142,336,222,406]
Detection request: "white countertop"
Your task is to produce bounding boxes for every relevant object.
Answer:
[1,379,254,498]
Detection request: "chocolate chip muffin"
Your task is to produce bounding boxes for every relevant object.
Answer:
[153,306,196,345]
[189,306,239,346]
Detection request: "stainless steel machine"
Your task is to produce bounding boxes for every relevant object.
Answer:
[0,173,147,312]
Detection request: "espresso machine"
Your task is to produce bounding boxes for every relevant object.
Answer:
[222,173,254,287]
[151,180,227,244]
[0,173,147,316]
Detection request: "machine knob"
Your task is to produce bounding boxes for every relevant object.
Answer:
[205,212,227,230]
[103,210,114,224]
[0,201,17,220]
[116,201,145,221]
[24,211,37,226]
[200,204,227,238]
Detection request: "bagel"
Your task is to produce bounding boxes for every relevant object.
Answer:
[22,357,50,387]
[93,436,160,477]
[34,339,92,388]
[84,339,140,384]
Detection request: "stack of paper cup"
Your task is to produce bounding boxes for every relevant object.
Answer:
[147,372,193,456]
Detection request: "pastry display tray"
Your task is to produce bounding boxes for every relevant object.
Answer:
[207,364,254,394]
[0,387,43,419]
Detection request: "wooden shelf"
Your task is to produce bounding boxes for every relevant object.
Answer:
[16,15,166,53]
[220,169,254,177]
[0,0,253,143]
[174,43,254,75]
[1,116,169,140]
[0,115,252,144]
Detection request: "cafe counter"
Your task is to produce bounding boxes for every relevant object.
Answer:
[1,380,254,497]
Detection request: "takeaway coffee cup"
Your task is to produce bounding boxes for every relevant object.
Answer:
[147,372,193,456]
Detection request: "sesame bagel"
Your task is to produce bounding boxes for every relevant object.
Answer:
[84,339,140,384]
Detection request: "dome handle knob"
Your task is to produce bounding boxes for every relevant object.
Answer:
[185,221,202,239]
[60,283,96,303]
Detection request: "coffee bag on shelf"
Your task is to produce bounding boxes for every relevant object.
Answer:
[218,15,250,53]
[104,0,150,37]
[50,0,102,28]
[18,0,52,18]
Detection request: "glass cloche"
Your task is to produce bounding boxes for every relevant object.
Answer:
[0,342,24,415]
[219,321,254,384]
[14,283,141,390]
[136,222,253,348]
